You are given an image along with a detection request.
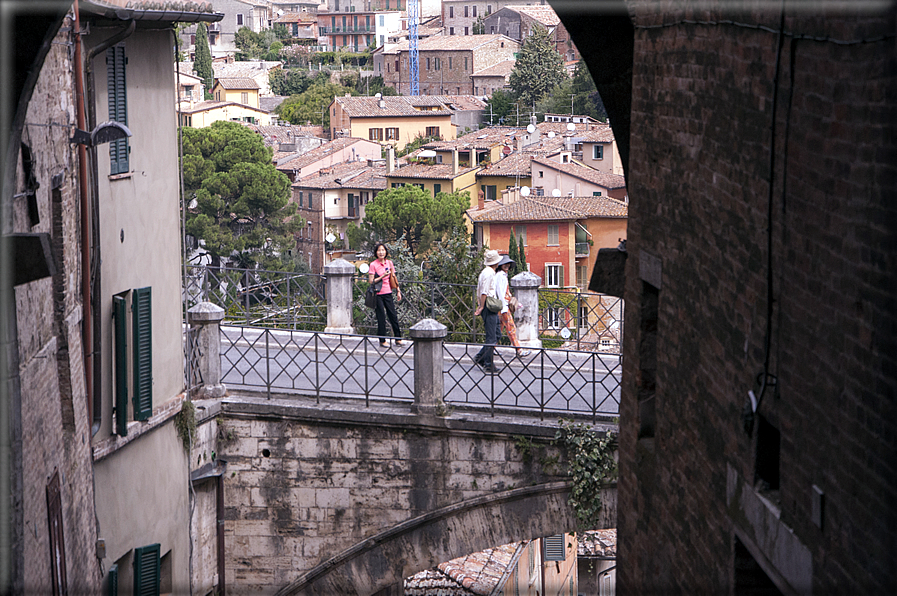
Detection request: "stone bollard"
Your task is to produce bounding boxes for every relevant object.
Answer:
[324,258,355,334]
[187,302,227,399]
[510,271,542,349]
[409,319,447,417]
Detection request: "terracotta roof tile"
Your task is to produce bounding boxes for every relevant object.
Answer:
[293,161,387,191]
[467,195,627,223]
[578,125,616,143]
[277,137,372,171]
[472,59,516,78]
[392,34,520,53]
[578,529,617,557]
[215,77,261,90]
[388,162,479,180]
[333,95,455,118]
[501,4,561,26]
[214,61,281,80]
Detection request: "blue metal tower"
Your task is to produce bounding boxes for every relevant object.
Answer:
[408,0,419,95]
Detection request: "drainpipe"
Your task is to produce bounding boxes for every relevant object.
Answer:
[79,9,135,432]
[72,0,94,428]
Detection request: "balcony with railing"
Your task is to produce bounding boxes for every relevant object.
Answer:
[319,25,375,34]
[575,242,590,258]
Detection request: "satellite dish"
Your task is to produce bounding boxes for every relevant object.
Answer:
[552,188,561,197]
[520,186,530,197]
[359,263,370,274]
[566,122,575,131]
[325,232,336,244]
[526,124,536,134]
[418,149,437,158]
[547,131,556,138]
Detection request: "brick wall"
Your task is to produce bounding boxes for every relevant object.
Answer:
[617,4,897,595]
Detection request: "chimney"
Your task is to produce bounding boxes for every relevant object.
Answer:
[452,148,458,175]
[387,146,395,174]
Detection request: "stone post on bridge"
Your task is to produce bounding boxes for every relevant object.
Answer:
[409,318,447,417]
[324,258,355,334]
[511,271,543,349]
[187,302,227,399]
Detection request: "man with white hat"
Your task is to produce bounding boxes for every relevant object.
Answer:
[473,249,503,373]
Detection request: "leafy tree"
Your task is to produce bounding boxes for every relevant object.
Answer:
[472,16,485,34]
[272,23,290,40]
[571,59,607,121]
[536,76,573,120]
[396,132,439,157]
[276,81,355,126]
[181,121,301,269]
[484,89,516,125]
[194,23,213,96]
[508,24,566,108]
[269,69,313,96]
[234,26,263,59]
[363,186,469,257]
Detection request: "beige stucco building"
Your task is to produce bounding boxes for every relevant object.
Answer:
[330,95,457,149]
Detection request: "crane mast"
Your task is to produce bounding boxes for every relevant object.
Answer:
[408,0,419,95]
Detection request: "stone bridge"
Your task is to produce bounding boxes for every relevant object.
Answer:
[189,392,618,596]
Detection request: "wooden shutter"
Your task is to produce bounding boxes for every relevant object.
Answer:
[107,564,119,596]
[106,45,129,175]
[131,287,152,420]
[113,294,128,436]
[543,534,566,561]
[133,544,161,596]
[559,265,564,287]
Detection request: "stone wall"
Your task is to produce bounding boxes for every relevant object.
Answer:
[614,3,897,595]
[191,397,593,595]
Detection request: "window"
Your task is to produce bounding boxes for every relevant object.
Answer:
[545,264,563,287]
[464,26,469,35]
[593,145,604,159]
[106,45,129,175]
[369,128,383,141]
[538,170,544,178]
[472,5,477,17]
[307,193,313,209]
[241,91,248,104]
[435,57,441,70]
[578,304,589,328]
[298,191,303,207]
[448,57,453,69]
[47,471,67,596]
[577,265,588,290]
[425,126,440,137]
[514,225,527,246]
[464,56,468,70]
[593,191,603,196]
[487,4,492,13]
[427,57,430,70]
[547,224,559,245]
[544,307,561,328]
[379,15,384,26]
[490,26,495,34]
[133,544,161,595]
[209,31,218,45]
[385,127,399,140]
[450,26,454,35]
[533,187,544,196]
[237,13,243,25]
[433,183,441,195]
[464,6,468,17]
[449,6,454,18]
[481,185,496,201]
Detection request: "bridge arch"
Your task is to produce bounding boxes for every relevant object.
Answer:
[277,481,609,596]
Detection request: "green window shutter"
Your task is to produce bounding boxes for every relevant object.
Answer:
[131,287,152,420]
[559,265,564,287]
[133,544,161,596]
[107,564,119,596]
[106,45,129,175]
[113,294,128,436]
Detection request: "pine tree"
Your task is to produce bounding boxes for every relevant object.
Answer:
[508,233,519,276]
[194,23,214,96]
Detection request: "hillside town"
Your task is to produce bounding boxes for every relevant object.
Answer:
[5,1,894,596]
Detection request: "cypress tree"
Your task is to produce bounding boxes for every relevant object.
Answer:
[518,241,528,274]
[194,23,214,96]
[508,233,519,276]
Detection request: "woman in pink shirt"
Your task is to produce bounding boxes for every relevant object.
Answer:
[368,243,404,347]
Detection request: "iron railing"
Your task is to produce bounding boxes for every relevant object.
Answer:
[536,287,624,352]
[220,326,414,405]
[216,325,620,420]
[184,325,203,395]
[442,342,621,422]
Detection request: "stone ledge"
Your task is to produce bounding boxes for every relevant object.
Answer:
[92,393,186,462]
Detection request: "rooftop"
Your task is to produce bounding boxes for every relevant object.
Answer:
[214,77,261,90]
[405,541,524,596]
[179,100,268,115]
[213,61,282,80]
[472,59,516,78]
[391,34,520,53]
[293,160,387,191]
[277,137,374,171]
[499,4,562,27]
[467,194,628,223]
[531,156,627,189]
[333,95,455,118]
[388,162,479,180]
[578,125,616,143]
